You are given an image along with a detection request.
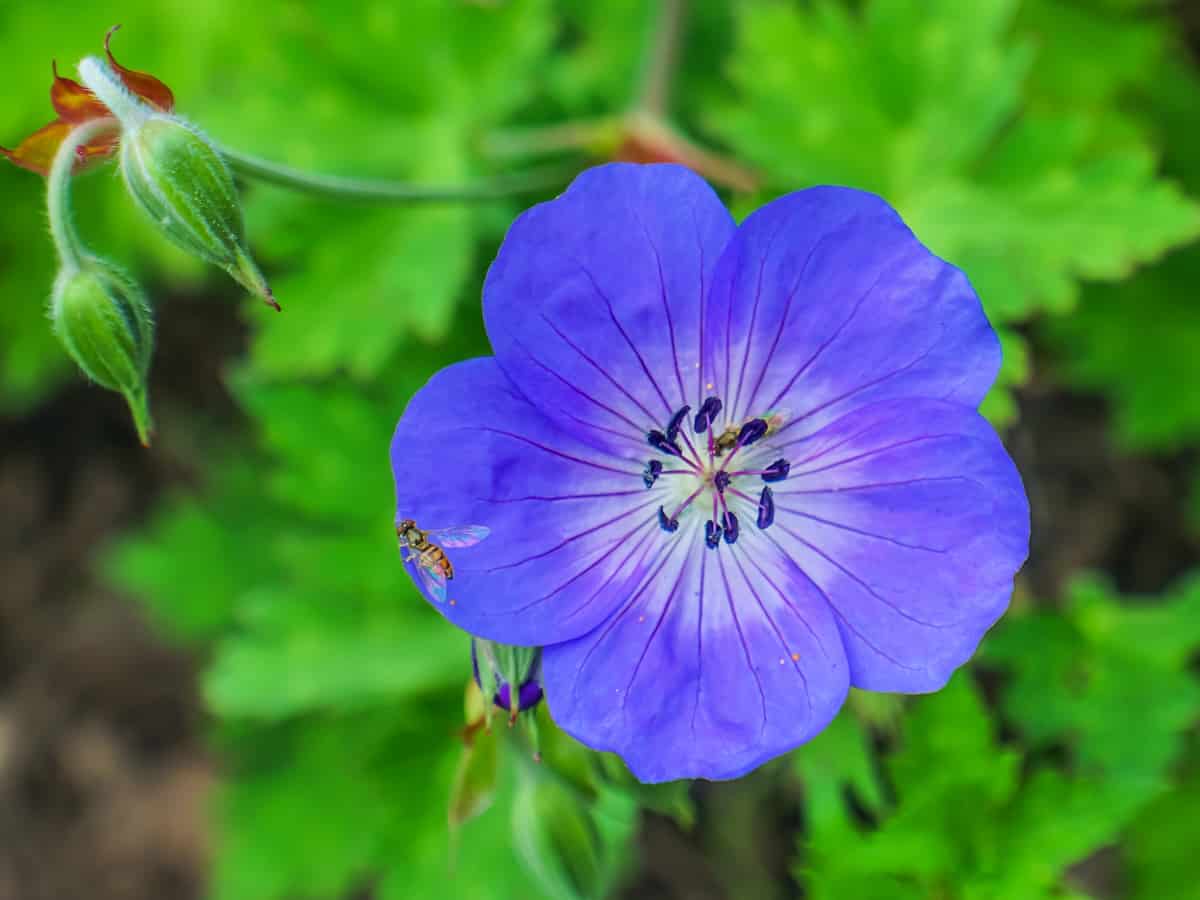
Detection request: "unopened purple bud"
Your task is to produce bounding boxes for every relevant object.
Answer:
[471,639,543,721]
[496,679,545,714]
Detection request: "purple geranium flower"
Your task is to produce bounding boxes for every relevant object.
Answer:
[390,163,1029,783]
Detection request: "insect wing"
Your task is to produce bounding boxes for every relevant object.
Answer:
[425,525,490,549]
[413,554,449,603]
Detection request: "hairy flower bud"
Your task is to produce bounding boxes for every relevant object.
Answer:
[121,117,278,309]
[51,257,154,443]
[77,56,277,310]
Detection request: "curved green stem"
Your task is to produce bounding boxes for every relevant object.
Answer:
[217,145,574,204]
[481,118,621,161]
[47,117,120,271]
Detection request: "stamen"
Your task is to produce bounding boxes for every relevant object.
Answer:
[643,460,663,488]
[728,459,792,482]
[658,506,679,533]
[704,520,722,549]
[756,486,775,530]
[665,486,704,523]
[693,396,723,433]
[666,405,691,442]
[675,425,706,470]
[713,471,731,493]
[761,459,791,483]
[721,510,739,545]
[737,418,769,447]
[647,429,683,458]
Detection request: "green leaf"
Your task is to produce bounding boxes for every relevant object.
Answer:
[1124,768,1200,900]
[793,704,883,833]
[211,711,550,900]
[248,200,476,379]
[1045,247,1200,450]
[106,459,281,640]
[196,1,554,382]
[985,573,1200,795]
[1018,0,1168,116]
[800,675,1134,900]
[204,588,468,719]
[713,0,1200,326]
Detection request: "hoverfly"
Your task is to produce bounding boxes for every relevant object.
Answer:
[712,409,790,457]
[396,519,490,603]
[712,424,741,457]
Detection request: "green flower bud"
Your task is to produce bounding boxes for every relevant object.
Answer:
[121,117,278,310]
[51,257,154,444]
[77,57,277,310]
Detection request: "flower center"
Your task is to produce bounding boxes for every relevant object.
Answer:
[643,396,789,549]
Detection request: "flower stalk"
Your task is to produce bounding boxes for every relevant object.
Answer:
[219,145,574,205]
[635,0,687,117]
[47,118,154,445]
[46,118,118,271]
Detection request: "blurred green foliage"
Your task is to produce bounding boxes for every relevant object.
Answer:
[2,0,1199,898]
[799,675,1142,900]
[986,574,1200,795]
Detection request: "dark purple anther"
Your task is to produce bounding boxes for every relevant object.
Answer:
[693,396,723,433]
[713,471,731,493]
[705,520,722,549]
[658,506,680,533]
[721,510,739,545]
[666,405,691,442]
[761,458,791,483]
[757,486,775,529]
[647,429,683,457]
[643,459,664,488]
[737,418,769,447]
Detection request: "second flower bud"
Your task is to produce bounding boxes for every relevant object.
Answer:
[51,257,154,444]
